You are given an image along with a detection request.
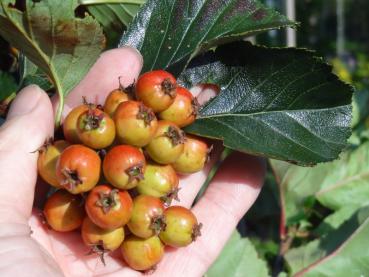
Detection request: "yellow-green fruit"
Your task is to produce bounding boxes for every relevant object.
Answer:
[121,235,164,271]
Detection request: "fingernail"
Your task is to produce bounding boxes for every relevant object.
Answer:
[7,85,43,119]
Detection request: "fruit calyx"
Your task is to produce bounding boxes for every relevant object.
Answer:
[61,168,83,190]
[119,77,135,96]
[136,103,155,126]
[191,97,200,116]
[165,126,186,146]
[87,240,108,266]
[125,164,145,183]
[160,187,180,206]
[95,189,120,214]
[149,214,167,235]
[161,78,176,98]
[34,137,54,154]
[82,109,104,131]
[191,223,203,241]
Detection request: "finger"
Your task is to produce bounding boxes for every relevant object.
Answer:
[0,85,54,225]
[154,152,265,277]
[57,47,143,117]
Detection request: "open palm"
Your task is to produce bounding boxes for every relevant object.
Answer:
[0,47,265,277]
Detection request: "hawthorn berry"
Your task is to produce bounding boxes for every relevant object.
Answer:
[85,184,133,229]
[103,84,132,117]
[159,206,202,247]
[135,70,177,112]
[43,190,85,232]
[37,139,70,188]
[159,86,199,127]
[76,107,115,149]
[63,104,89,144]
[172,135,210,174]
[103,145,146,189]
[114,101,157,147]
[145,120,185,164]
[136,163,179,205]
[121,235,165,271]
[56,144,101,194]
[127,195,166,239]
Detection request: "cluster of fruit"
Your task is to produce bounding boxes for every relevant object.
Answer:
[37,70,211,271]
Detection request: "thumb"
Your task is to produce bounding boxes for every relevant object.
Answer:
[0,85,54,225]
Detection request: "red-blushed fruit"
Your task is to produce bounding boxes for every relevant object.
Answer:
[127,195,166,239]
[56,145,101,194]
[37,140,70,188]
[104,87,131,118]
[81,217,124,264]
[114,101,157,147]
[159,206,202,247]
[85,184,133,229]
[76,108,116,149]
[159,86,199,127]
[135,70,177,112]
[172,135,210,174]
[136,163,179,205]
[43,190,85,232]
[103,145,146,189]
[63,105,89,143]
[121,235,164,271]
[145,121,185,164]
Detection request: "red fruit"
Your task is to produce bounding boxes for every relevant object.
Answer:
[172,135,210,174]
[159,206,202,247]
[135,70,177,112]
[37,140,70,188]
[85,184,133,229]
[103,145,146,189]
[127,195,166,239]
[136,163,179,205]
[43,190,85,232]
[121,235,164,271]
[145,121,185,164]
[76,108,116,149]
[81,217,124,261]
[114,101,157,147]
[63,104,89,143]
[104,87,131,118]
[159,86,199,127]
[56,145,101,194]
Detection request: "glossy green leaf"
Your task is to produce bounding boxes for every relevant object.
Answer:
[0,70,17,101]
[206,231,269,277]
[181,42,353,165]
[119,0,295,74]
[0,0,105,124]
[285,206,369,276]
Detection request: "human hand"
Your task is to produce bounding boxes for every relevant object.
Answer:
[0,47,265,277]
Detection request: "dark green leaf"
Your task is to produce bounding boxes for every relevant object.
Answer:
[119,0,295,74]
[182,42,353,165]
[0,0,105,123]
[206,231,269,277]
[0,70,17,101]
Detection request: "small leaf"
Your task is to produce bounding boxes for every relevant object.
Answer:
[0,0,105,124]
[119,0,295,75]
[0,70,17,101]
[206,231,269,277]
[182,42,353,165]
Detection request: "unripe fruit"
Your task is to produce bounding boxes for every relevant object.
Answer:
[37,140,70,188]
[159,206,202,247]
[172,135,209,174]
[145,121,185,164]
[103,145,146,189]
[136,163,179,205]
[56,145,101,194]
[114,101,157,147]
[81,217,124,251]
[85,185,133,229]
[127,195,166,239]
[121,235,164,271]
[135,70,177,112]
[104,87,131,118]
[159,86,199,127]
[77,108,116,149]
[43,190,85,232]
[63,104,89,143]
